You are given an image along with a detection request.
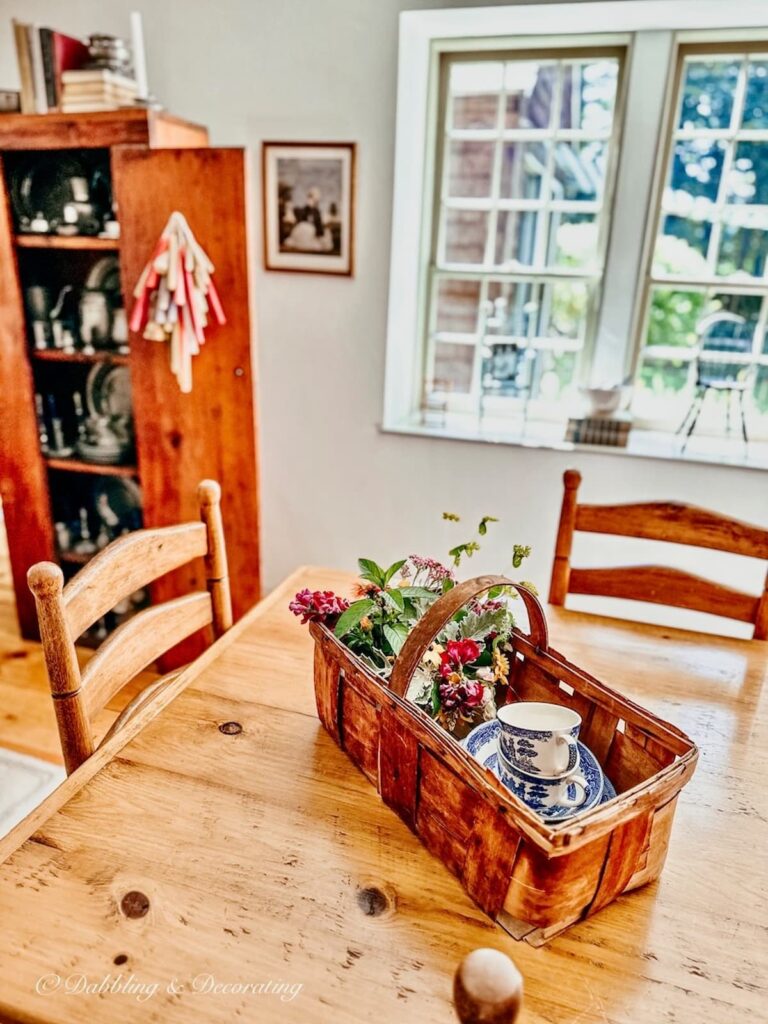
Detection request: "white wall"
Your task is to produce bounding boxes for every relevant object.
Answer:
[1,0,765,631]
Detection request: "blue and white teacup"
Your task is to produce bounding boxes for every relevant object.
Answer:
[497,746,588,811]
[496,701,581,778]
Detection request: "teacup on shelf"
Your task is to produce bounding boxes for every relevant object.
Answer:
[497,701,581,778]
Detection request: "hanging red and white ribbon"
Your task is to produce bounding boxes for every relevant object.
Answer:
[129,211,225,393]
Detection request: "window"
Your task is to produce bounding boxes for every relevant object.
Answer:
[635,46,768,428]
[385,4,768,461]
[426,49,624,416]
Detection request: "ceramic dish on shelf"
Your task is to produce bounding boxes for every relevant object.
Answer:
[85,363,133,419]
[462,719,616,822]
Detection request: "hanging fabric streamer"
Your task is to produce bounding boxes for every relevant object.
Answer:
[129,211,226,393]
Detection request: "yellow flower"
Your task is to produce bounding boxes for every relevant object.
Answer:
[492,647,510,683]
[360,616,373,632]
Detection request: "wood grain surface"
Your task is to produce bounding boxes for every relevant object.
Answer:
[0,567,765,1023]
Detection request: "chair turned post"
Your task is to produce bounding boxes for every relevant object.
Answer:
[27,561,93,774]
[548,468,582,605]
[198,479,233,637]
[453,948,523,1024]
[755,567,768,641]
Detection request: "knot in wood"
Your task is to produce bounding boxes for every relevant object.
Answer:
[120,891,150,919]
[219,721,242,735]
[356,885,389,917]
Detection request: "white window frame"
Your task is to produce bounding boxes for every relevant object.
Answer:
[632,41,768,431]
[382,0,768,438]
[427,43,628,418]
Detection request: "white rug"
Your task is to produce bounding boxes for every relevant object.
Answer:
[0,748,65,837]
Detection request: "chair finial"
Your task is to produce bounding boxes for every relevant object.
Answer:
[198,479,221,507]
[563,468,582,491]
[454,948,523,1024]
[27,561,65,599]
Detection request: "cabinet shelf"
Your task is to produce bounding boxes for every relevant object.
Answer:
[33,349,130,367]
[59,549,95,566]
[16,234,119,251]
[45,456,138,478]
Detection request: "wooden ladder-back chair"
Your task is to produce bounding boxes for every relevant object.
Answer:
[28,480,232,774]
[549,469,768,640]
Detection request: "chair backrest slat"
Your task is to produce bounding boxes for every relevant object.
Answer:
[82,591,213,717]
[64,522,208,639]
[574,502,768,559]
[28,480,232,774]
[549,469,768,640]
[568,565,759,624]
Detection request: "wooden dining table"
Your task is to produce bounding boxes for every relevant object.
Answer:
[0,566,765,1024]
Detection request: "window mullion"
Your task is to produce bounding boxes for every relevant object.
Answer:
[703,57,749,274]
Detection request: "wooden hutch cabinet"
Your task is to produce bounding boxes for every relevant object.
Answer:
[0,110,260,662]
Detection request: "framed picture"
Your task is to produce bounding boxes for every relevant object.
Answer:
[262,142,356,276]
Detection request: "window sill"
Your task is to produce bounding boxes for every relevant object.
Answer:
[381,414,768,472]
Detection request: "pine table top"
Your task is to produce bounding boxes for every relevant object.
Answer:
[0,567,765,1023]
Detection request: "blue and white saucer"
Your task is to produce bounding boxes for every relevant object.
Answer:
[462,720,616,822]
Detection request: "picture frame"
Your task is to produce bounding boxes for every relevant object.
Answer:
[262,141,356,276]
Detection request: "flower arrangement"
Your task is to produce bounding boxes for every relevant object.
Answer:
[290,515,534,737]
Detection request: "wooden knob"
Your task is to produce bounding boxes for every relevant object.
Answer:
[198,478,221,507]
[454,948,523,1024]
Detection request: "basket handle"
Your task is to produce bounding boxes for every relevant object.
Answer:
[388,574,549,698]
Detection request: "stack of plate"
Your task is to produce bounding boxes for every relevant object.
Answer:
[462,720,616,822]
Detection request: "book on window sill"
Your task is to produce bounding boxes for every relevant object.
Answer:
[565,413,632,447]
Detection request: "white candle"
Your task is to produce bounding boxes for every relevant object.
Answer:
[130,11,149,100]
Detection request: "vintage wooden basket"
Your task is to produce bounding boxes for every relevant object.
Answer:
[309,575,698,944]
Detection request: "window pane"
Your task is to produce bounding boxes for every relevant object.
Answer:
[485,281,537,337]
[707,292,762,345]
[678,58,740,130]
[504,62,554,129]
[669,139,724,203]
[742,59,768,129]
[499,141,547,200]
[551,141,607,201]
[726,141,768,205]
[546,211,598,270]
[637,359,692,398]
[443,210,488,264]
[433,342,475,393]
[654,215,711,271]
[446,141,494,197]
[645,288,706,349]
[535,350,578,400]
[754,365,768,411]
[540,280,589,339]
[435,279,480,334]
[716,221,768,278]
[449,63,502,129]
[560,60,619,132]
[494,210,539,266]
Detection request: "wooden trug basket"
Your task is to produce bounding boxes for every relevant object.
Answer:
[310,575,698,945]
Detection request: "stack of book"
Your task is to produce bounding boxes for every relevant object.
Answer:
[565,413,632,447]
[12,20,138,114]
[12,19,89,113]
[61,70,138,113]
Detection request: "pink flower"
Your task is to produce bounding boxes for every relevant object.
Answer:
[439,679,485,713]
[408,555,455,585]
[289,589,349,625]
[438,638,482,678]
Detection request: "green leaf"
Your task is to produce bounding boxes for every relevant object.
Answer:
[398,586,438,601]
[478,515,499,536]
[334,598,375,638]
[383,559,407,586]
[382,588,405,611]
[458,607,511,642]
[442,578,455,593]
[358,558,385,587]
[383,623,408,655]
